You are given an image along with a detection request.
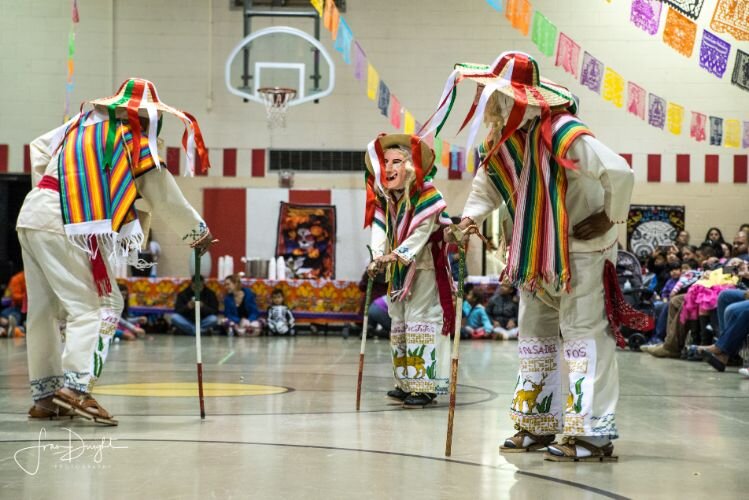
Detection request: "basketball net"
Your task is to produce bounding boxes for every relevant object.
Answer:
[258,87,296,128]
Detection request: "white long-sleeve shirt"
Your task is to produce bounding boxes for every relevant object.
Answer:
[462,134,634,253]
[16,111,205,239]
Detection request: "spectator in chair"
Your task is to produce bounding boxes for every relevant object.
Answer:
[221,274,261,337]
[171,276,220,336]
[732,231,749,261]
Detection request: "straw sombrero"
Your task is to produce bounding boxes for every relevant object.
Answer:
[419,52,577,170]
[79,78,210,176]
[363,133,435,228]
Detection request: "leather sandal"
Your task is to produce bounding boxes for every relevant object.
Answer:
[544,437,618,462]
[52,389,118,426]
[28,404,76,420]
[500,430,556,453]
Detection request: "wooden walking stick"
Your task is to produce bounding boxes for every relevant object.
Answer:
[445,223,486,457]
[356,245,375,411]
[445,241,466,457]
[193,248,206,420]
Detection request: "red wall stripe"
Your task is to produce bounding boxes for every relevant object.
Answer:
[0,144,8,173]
[251,149,265,177]
[223,149,237,177]
[676,154,690,183]
[23,145,30,173]
[620,153,633,168]
[705,155,719,183]
[166,147,180,176]
[647,154,661,182]
[203,188,246,278]
[735,155,748,184]
[194,148,209,176]
[289,190,331,205]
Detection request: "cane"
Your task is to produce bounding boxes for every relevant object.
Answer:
[445,241,466,457]
[445,224,487,457]
[193,249,206,420]
[356,245,375,411]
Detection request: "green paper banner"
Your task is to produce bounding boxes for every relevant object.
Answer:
[531,11,557,57]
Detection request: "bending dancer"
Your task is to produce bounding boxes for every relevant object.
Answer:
[17,78,216,425]
[364,134,454,408]
[426,52,639,460]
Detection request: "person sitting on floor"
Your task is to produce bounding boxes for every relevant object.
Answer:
[486,280,519,340]
[0,270,26,338]
[461,286,494,339]
[221,274,261,337]
[266,287,295,336]
[171,276,220,336]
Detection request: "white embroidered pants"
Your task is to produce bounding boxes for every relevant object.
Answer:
[18,229,123,400]
[510,247,619,439]
[387,269,451,395]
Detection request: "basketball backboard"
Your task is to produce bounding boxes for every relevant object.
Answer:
[225,26,335,107]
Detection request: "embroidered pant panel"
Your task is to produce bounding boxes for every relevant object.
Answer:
[388,269,450,395]
[510,247,619,439]
[19,229,123,400]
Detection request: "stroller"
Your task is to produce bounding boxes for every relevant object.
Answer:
[615,250,656,351]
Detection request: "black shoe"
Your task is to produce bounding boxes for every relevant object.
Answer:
[386,387,409,401]
[402,392,436,408]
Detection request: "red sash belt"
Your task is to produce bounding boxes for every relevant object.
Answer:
[38,175,60,191]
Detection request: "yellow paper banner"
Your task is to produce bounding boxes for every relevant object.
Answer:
[367,64,379,101]
[602,68,624,108]
[725,119,740,148]
[403,110,415,134]
[310,0,323,16]
[667,102,684,135]
[466,147,475,173]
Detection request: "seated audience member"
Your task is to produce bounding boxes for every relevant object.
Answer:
[647,261,682,345]
[675,230,691,249]
[221,274,261,337]
[486,280,519,340]
[0,270,26,337]
[114,284,146,341]
[367,296,391,338]
[170,276,220,336]
[699,283,749,372]
[647,250,670,295]
[732,230,749,261]
[703,227,726,248]
[357,268,389,338]
[680,245,697,263]
[461,286,494,339]
[266,287,295,336]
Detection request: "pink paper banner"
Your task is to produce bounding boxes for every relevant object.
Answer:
[353,42,366,81]
[555,32,581,77]
[627,82,646,119]
[390,95,401,129]
[690,112,707,142]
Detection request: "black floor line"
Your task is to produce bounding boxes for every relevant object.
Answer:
[0,437,630,499]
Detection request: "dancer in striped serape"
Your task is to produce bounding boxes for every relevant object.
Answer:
[423,52,637,461]
[364,134,454,408]
[17,78,216,425]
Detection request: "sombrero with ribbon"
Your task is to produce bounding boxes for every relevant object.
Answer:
[418,51,577,171]
[363,133,436,228]
[79,77,210,176]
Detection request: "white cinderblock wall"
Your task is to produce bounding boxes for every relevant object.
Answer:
[1,0,748,277]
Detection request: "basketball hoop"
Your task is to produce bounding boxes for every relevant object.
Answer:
[258,87,296,128]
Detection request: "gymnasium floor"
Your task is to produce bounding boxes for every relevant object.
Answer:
[1,334,747,499]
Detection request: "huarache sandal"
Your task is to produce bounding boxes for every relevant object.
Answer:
[52,389,118,426]
[544,437,618,462]
[402,392,437,409]
[500,430,556,453]
[28,404,76,420]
